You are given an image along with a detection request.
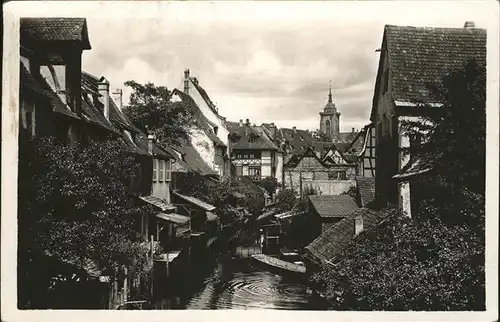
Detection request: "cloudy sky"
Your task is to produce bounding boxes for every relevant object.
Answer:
[12,1,497,131]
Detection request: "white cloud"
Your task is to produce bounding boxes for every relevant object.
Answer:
[15,1,495,131]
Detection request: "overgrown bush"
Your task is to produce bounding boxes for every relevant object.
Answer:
[18,135,154,308]
[275,189,297,213]
[311,201,485,310]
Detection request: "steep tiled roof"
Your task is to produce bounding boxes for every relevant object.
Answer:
[385,24,486,106]
[345,123,373,155]
[311,141,335,157]
[337,131,359,144]
[189,78,220,116]
[80,94,120,134]
[304,208,388,263]
[226,122,278,150]
[356,177,376,207]
[135,135,172,159]
[20,64,79,119]
[284,146,327,169]
[308,195,359,218]
[20,18,91,49]
[277,128,316,154]
[80,72,120,134]
[172,89,226,147]
[169,138,217,176]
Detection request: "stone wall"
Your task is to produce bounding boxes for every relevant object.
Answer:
[284,166,356,196]
[303,179,356,196]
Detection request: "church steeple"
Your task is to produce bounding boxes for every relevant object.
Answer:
[323,81,336,113]
[319,80,340,140]
[328,80,333,103]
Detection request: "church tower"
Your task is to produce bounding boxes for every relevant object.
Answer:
[319,81,340,140]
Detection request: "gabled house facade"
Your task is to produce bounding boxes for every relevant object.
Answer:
[342,123,376,178]
[283,147,356,197]
[226,119,283,182]
[370,22,486,217]
[170,88,228,177]
[179,69,232,176]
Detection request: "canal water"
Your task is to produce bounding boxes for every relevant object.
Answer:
[153,255,326,310]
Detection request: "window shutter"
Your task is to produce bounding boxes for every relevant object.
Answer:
[159,160,165,181]
[165,160,171,181]
[153,159,158,182]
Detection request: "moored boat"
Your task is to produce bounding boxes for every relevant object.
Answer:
[251,254,307,275]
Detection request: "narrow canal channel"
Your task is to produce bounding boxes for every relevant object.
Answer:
[152,254,326,310]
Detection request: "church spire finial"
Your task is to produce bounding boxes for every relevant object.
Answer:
[328,80,332,103]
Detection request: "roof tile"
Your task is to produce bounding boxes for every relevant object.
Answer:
[308,195,359,218]
[20,18,91,49]
[385,24,486,105]
[355,177,376,207]
[305,208,389,263]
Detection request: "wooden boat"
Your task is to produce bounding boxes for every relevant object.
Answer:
[251,254,307,275]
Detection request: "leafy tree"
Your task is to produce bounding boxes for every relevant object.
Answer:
[275,189,297,213]
[401,59,486,195]
[311,204,485,310]
[123,81,197,148]
[18,135,154,308]
[255,176,280,198]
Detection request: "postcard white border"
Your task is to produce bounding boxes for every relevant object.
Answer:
[2,1,499,321]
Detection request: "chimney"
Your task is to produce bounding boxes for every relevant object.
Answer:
[246,118,250,125]
[98,77,110,121]
[193,77,199,85]
[268,122,277,138]
[354,215,364,236]
[293,126,297,133]
[147,133,156,155]
[183,69,190,95]
[464,21,475,28]
[112,89,123,110]
[239,119,243,127]
[352,127,355,133]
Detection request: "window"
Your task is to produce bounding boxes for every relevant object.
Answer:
[214,126,218,135]
[249,154,255,159]
[328,171,347,180]
[153,159,158,182]
[165,160,171,181]
[159,159,165,181]
[235,165,243,176]
[325,120,331,135]
[248,166,261,179]
[244,154,248,159]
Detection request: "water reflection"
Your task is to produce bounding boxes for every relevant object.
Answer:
[154,256,321,310]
